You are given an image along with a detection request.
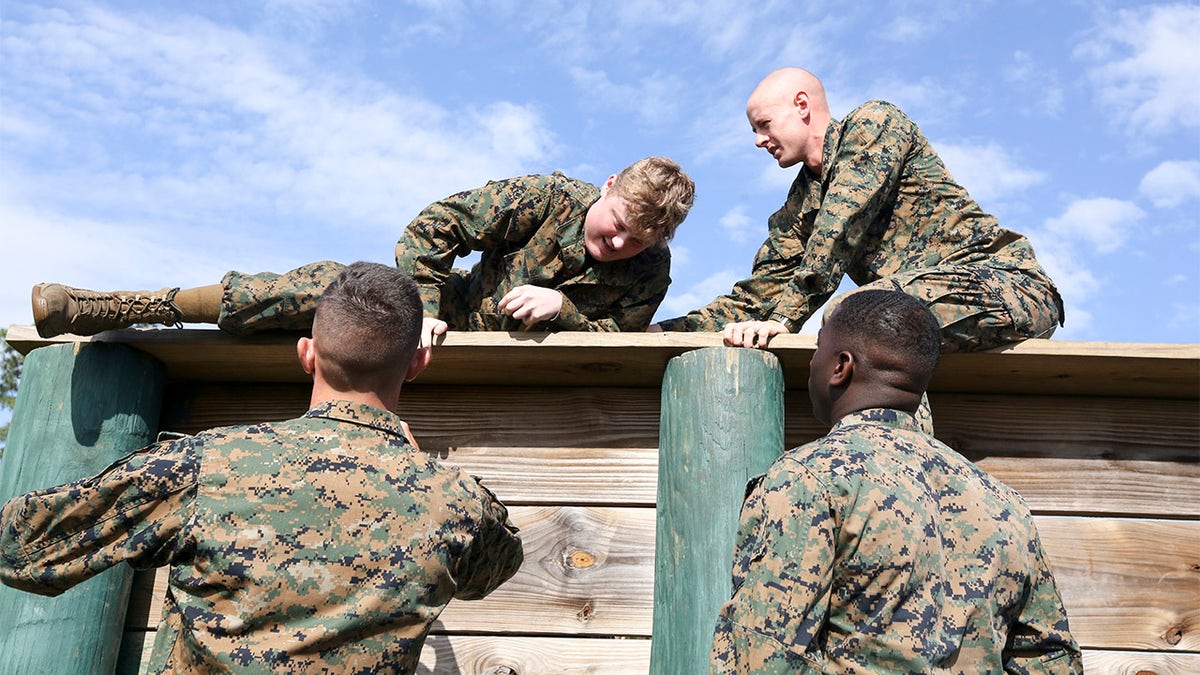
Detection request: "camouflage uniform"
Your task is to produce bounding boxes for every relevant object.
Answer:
[710,408,1081,674]
[0,400,523,674]
[659,101,1064,352]
[217,174,671,335]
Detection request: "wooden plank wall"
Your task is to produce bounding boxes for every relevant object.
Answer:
[7,329,1193,675]
[119,389,1199,673]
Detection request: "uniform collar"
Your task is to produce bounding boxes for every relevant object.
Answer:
[304,400,412,440]
[831,407,922,433]
[557,181,601,270]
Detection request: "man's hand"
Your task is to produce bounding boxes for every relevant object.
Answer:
[421,317,448,350]
[723,320,788,349]
[498,285,563,326]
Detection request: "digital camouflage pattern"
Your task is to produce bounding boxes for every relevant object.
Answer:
[659,100,1065,353]
[215,173,671,335]
[219,261,343,335]
[395,173,671,331]
[0,400,523,674]
[710,408,1081,674]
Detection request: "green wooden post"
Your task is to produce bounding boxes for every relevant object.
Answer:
[650,347,785,673]
[0,342,165,675]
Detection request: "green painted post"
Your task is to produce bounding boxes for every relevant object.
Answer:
[0,342,165,675]
[650,347,785,673]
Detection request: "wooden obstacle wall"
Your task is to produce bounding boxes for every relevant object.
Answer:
[5,327,1199,674]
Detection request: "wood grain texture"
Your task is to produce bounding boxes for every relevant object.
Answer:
[160,385,1198,516]
[1039,517,1200,652]
[418,635,650,674]
[125,511,1199,654]
[123,633,1199,674]
[8,325,1197,397]
[1080,649,1200,675]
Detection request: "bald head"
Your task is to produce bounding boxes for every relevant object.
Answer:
[746,68,832,172]
[749,68,829,111]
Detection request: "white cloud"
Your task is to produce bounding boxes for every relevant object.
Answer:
[719,206,758,243]
[937,141,1046,205]
[1139,160,1200,208]
[567,66,686,128]
[1043,197,1144,255]
[656,269,742,318]
[1004,50,1064,117]
[0,5,556,242]
[1077,3,1200,134]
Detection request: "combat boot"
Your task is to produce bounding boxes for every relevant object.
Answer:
[31,283,183,338]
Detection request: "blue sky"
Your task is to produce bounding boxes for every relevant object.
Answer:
[1,0,1198,344]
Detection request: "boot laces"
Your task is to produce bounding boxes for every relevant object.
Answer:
[73,287,183,328]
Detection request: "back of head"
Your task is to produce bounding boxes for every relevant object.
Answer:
[312,262,423,391]
[826,290,942,391]
[611,156,696,244]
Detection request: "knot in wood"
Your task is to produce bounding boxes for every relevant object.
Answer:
[564,548,596,569]
[576,601,595,622]
[1163,624,1183,646]
[1134,671,1158,675]
[488,668,519,675]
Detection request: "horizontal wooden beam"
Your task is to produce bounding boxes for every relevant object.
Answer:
[162,383,1200,517]
[124,632,1200,674]
[7,325,1198,397]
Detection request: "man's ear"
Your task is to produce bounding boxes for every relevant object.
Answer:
[793,90,810,118]
[600,173,618,196]
[829,349,853,387]
[405,345,432,382]
[297,337,317,376]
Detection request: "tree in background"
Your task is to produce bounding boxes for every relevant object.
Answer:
[0,328,23,458]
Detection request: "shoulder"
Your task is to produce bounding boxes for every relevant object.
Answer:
[547,171,601,205]
[843,99,911,125]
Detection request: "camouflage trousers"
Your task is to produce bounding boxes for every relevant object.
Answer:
[217,261,346,335]
[824,264,1065,353]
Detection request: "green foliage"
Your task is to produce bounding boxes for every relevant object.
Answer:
[0,328,23,456]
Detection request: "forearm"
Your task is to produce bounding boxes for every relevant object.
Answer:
[0,446,195,596]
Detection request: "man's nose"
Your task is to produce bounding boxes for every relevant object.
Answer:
[755,133,769,147]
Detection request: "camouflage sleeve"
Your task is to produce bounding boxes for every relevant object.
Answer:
[768,103,916,326]
[553,249,671,331]
[451,478,523,601]
[0,441,198,597]
[711,465,835,669]
[1002,536,1084,674]
[395,175,556,316]
[657,182,807,332]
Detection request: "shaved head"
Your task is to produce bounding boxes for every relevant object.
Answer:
[749,68,828,110]
[746,68,833,172]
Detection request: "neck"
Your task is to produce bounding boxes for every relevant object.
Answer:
[830,391,923,424]
[309,381,398,413]
[805,116,831,174]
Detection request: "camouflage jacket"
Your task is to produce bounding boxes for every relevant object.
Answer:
[0,400,523,674]
[710,408,1081,674]
[660,100,1058,332]
[395,173,671,331]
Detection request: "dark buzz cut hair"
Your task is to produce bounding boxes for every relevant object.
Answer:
[312,261,423,389]
[826,289,943,381]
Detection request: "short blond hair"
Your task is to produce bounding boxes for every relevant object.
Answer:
[611,156,695,244]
